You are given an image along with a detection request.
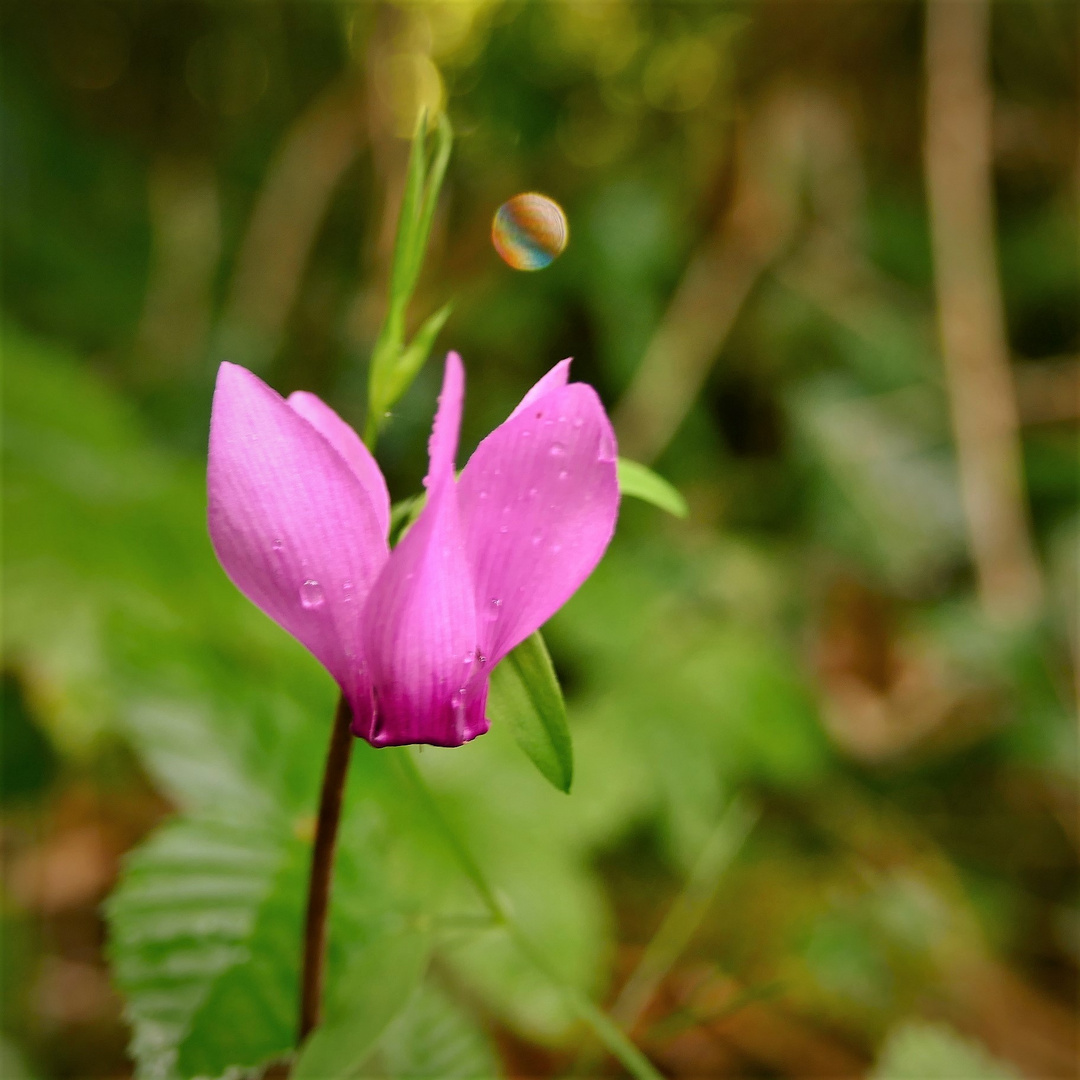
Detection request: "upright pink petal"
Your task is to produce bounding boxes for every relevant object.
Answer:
[207,363,388,722]
[358,354,487,747]
[508,357,571,419]
[287,391,390,539]
[457,363,619,665]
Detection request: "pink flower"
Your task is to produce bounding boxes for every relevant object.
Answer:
[208,352,619,747]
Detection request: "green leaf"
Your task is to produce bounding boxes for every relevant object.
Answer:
[293,930,431,1080]
[487,632,573,793]
[385,300,454,406]
[107,816,306,1080]
[409,112,453,291]
[371,984,501,1079]
[387,109,429,310]
[367,111,454,441]
[389,493,427,546]
[872,1022,1020,1080]
[617,458,688,518]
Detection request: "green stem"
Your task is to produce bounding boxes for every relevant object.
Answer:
[394,749,662,1080]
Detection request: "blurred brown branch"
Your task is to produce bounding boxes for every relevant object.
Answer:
[612,91,807,463]
[220,77,367,368]
[923,0,1044,623]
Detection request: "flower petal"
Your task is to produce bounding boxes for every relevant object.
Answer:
[508,357,571,420]
[358,354,488,747]
[287,391,390,539]
[208,362,387,720]
[457,364,620,664]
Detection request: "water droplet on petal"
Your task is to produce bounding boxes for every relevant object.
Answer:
[272,538,284,552]
[549,442,566,457]
[463,652,475,666]
[498,524,509,533]
[531,529,543,546]
[342,580,354,601]
[478,490,489,500]
[521,429,532,439]
[528,487,538,498]
[558,470,569,480]
[299,580,324,609]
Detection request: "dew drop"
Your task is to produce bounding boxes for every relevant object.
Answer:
[498,524,509,534]
[272,538,284,552]
[463,652,475,666]
[299,579,324,609]
[342,579,354,601]
[549,442,567,457]
[528,486,538,498]
[558,470,569,480]
[521,429,532,439]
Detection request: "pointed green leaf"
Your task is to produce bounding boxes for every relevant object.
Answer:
[617,458,688,518]
[409,112,453,290]
[386,301,453,406]
[293,930,430,1080]
[389,493,427,546]
[368,110,454,444]
[488,631,573,793]
[387,108,429,307]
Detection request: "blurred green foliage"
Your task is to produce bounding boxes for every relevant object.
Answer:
[1,1,1077,1078]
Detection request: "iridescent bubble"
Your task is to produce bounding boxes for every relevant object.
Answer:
[492,193,568,271]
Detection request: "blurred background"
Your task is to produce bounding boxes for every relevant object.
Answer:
[2,1,1077,1077]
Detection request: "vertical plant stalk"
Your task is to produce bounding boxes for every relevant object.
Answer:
[298,695,354,1043]
[923,0,1043,622]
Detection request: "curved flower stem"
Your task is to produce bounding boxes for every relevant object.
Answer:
[298,694,354,1043]
[394,748,662,1080]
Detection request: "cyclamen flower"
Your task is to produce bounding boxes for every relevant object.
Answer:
[208,352,619,748]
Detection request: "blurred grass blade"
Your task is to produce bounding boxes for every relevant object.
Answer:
[293,931,430,1080]
[617,458,689,518]
[611,799,758,1031]
[488,631,573,793]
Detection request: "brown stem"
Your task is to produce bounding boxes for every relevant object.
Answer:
[923,0,1043,622]
[298,694,354,1044]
